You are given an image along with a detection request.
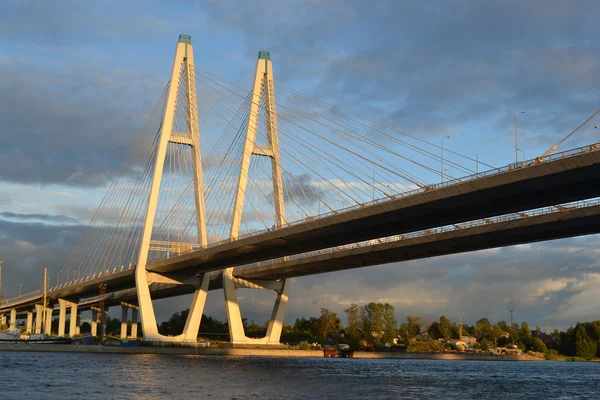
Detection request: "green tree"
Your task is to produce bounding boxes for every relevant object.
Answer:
[531,337,547,353]
[344,303,361,337]
[158,309,189,336]
[474,318,492,341]
[491,324,504,346]
[317,308,341,339]
[361,303,384,343]
[480,338,489,351]
[293,317,319,337]
[80,321,91,334]
[497,320,510,333]
[576,339,597,360]
[382,303,398,344]
[438,315,452,339]
[400,315,422,340]
[519,321,531,339]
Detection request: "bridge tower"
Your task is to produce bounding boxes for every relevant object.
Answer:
[223,51,290,345]
[135,35,210,342]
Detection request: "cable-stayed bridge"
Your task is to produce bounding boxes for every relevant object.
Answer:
[1,35,600,344]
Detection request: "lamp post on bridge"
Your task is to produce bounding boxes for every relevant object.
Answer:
[515,110,526,163]
[441,136,451,183]
[19,283,22,297]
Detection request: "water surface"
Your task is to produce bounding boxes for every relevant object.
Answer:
[1,352,598,399]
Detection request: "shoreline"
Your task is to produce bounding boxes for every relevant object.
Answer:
[0,343,538,361]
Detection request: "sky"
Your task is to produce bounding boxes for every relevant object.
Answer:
[1,0,600,331]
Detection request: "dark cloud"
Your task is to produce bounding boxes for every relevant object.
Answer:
[0,211,79,225]
[2,0,600,328]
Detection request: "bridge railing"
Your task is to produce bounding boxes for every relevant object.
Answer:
[203,143,599,251]
[33,143,599,295]
[232,197,600,272]
[0,290,42,309]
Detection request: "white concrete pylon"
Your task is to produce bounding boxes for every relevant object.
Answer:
[131,308,138,339]
[34,304,43,334]
[26,311,33,334]
[58,299,78,337]
[91,309,98,337]
[44,306,52,335]
[9,308,16,330]
[134,34,209,343]
[223,51,289,345]
[120,305,129,339]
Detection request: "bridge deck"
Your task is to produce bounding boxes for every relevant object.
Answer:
[2,145,600,312]
[4,199,599,313]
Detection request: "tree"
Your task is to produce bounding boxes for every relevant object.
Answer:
[576,339,597,360]
[497,320,510,333]
[80,322,91,334]
[361,303,384,343]
[438,315,452,339]
[491,324,504,346]
[427,322,442,340]
[344,303,361,337]
[480,338,489,351]
[293,317,319,337]
[382,303,398,344]
[531,337,547,353]
[474,318,492,341]
[158,309,189,336]
[519,321,531,339]
[400,315,422,340]
[317,308,341,339]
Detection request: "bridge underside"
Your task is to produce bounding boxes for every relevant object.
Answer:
[6,201,597,316]
[3,149,600,325]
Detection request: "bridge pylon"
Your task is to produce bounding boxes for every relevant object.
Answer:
[134,35,210,342]
[223,50,290,345]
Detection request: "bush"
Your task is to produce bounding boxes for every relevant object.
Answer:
[545,349,560,360]
[298,341,311,350]
[531,338,547,353]
[576,339,597,360]
[480,339,489,351]
[407,341,445,353]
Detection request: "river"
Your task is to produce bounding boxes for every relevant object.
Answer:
[0,352,599,399]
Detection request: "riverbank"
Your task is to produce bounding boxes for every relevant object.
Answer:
[0,343,538,360]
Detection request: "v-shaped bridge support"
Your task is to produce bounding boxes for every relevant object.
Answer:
[135,35,209,342]
[223,51,290,345]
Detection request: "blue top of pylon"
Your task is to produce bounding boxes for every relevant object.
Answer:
[258,51,270,60]
[179,34,192,44]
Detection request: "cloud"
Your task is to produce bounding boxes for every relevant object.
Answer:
[0,211,79,225]
[2,0,600,329]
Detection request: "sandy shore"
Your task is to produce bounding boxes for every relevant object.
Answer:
[0,343,535,360]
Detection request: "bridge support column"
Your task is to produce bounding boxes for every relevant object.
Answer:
[100,307,108,337]
[91,310,98,337]
[120,306,129,339]
[9,309,16,330]
[75,313,81,335]
[58,299,78,337]
[58,300,67,336]
[69,303,78,337]
[224,277,289,345]
[44,307,52,335]
[26,311,33,334]
[131,309,138,339]
[34,305,43,334]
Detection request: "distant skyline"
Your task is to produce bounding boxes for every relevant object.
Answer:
[1,0,600,329]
